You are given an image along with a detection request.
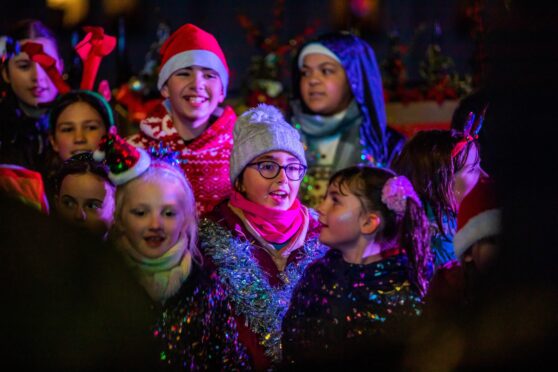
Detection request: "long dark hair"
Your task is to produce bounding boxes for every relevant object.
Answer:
[391,129,479,238]
[329,166,431,296]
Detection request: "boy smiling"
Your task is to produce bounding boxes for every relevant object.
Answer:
[129,23,235,216]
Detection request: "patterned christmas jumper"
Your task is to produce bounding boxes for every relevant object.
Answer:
[128,103,235,216]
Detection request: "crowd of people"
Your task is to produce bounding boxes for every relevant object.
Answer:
[1,9,551,370]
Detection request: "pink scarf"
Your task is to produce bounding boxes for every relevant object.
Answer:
[229,191,305,244]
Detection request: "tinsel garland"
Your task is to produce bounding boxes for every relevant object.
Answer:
[199,218,328,364]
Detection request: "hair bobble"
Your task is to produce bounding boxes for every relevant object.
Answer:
[381,176,421,216]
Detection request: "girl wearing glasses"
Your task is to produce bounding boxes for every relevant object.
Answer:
[200,104,328,370]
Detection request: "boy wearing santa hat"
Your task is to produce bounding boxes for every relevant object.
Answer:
[129,23,235,216]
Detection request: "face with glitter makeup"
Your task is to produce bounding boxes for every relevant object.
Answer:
[119,177,187,259]
[317,181,367,249]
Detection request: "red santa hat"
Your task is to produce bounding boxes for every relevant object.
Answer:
[453,177,501,258]
[93,133,150,186]
[157,23,229,92]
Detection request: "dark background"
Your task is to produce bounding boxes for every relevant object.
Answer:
[0,0,476,97]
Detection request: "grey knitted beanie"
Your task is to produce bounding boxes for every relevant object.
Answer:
[230,104,307,183]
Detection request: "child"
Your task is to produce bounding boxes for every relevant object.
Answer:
[129,23,236,216]
[392,129,482,270]
[53,152,115,239]
[428,176,501,307]
[0,19,63,172]
[281,166,431,367]
[48,90,115,162]
[96,133,249,370]
[199,104,328,369]
[290,31,405,207]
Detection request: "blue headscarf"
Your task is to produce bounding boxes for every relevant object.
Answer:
[291,31,404,166]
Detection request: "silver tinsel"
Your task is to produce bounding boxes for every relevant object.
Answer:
[199,218,328,364]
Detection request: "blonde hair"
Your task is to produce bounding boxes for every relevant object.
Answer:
[113,161,202,265]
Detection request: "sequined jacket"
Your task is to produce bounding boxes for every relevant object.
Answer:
[153,263,251,371]
[200,200,327,371]
[281,249,423,367]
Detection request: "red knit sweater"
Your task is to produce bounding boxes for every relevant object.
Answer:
[128,104,235,216]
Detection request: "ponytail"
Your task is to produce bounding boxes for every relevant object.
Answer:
[399,198,431,297]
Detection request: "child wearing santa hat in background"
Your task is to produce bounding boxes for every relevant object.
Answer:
[425,176,501,308]
[128,23,235,216]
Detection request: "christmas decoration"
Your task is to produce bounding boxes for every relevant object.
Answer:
[382,23,472,105]
[381,31,422,104]
[236,0,318,113]
[419,23,471,104]
[93,133,150,185]
[113,22,168,131]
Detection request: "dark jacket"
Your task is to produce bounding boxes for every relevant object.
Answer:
[0,92,50,174]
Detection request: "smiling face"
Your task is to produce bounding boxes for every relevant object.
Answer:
[50,101,108,161]
[119,177,187,259]
[161,65,225,136]
[238,151,303,211]
[299,53,352,116]
[56,172,115,238]
[2,37,62,106]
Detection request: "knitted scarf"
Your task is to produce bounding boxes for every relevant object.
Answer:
[291,100,363,170]
[117,235,192,302]
[229,190,306,245]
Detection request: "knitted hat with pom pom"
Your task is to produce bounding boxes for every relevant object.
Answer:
[230,104,306,183]
[93,133,150,186]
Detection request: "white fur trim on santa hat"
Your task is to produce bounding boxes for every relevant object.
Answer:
[157,50,229,91]
[453,209,501,258]
[108,148,151,186]
[93,149,105,161]
[297,43,341,69]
